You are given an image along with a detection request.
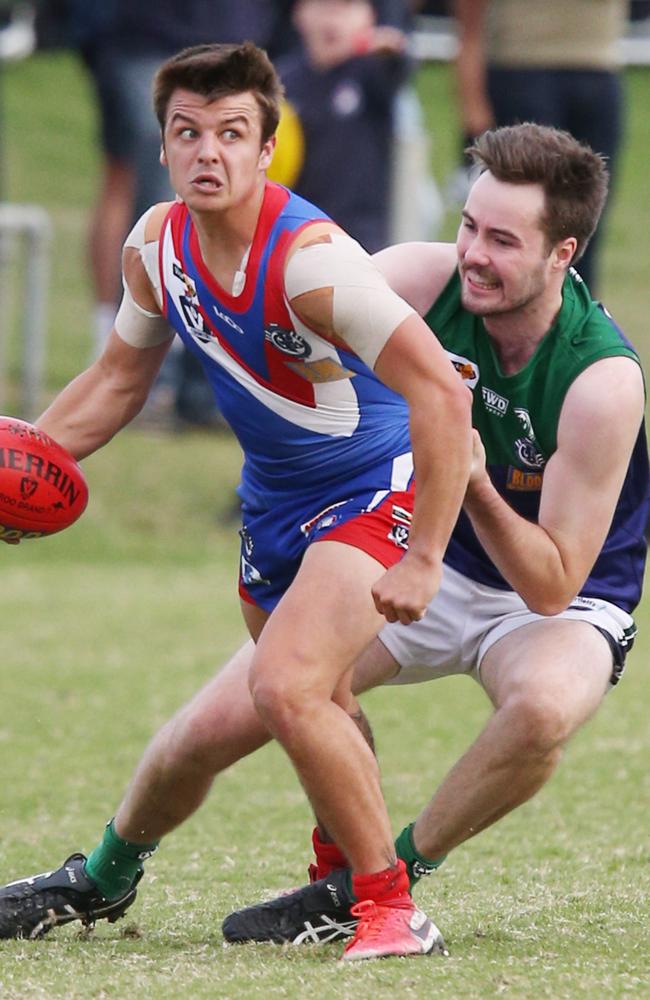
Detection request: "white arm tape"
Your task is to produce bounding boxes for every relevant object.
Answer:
[123,207,164,305]
[115,207,172,348]
[284,234,415,369]
[114,280,174,349]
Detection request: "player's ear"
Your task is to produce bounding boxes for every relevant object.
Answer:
[259,135,276,171]
[553,237,577,271]
[160,143,168,167]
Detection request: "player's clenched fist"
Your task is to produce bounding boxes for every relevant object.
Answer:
[371,553,442,625]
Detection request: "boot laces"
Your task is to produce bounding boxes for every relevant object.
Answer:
[349,897,413,942]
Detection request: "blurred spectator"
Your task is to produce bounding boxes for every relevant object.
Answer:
[272,0,412,252]
[450,0,630,292]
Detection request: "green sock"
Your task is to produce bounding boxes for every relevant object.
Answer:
[85,819,159,900]
[395,823,447,891]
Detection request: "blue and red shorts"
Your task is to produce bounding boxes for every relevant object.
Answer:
[239,469,415,612]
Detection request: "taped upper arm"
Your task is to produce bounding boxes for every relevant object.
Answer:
[284,232,415,369]
[115,204,175,349]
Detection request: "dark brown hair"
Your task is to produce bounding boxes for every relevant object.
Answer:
[467,123,609,262]
[153,42,284,143]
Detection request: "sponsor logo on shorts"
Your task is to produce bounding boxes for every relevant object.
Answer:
[240,555,270,587]
[388,523,410,549]
[567,596,602,611]
[446,351,479,388]
[300,500,348,537]
[482,386,509,416]
[388,504,411,549]
[239,525,255,558]
[392,504,412,525]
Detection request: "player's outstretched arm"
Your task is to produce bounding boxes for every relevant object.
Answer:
[38,207,174,460]
[37,333,172,461]
[464,356,645,615]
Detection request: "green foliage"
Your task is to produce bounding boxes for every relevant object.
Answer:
[1,52,649,999]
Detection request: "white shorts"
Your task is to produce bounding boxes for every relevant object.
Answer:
[380,563,636,689]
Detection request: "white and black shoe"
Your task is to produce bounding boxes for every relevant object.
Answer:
[0,853,140,939]
[222,868,357,945]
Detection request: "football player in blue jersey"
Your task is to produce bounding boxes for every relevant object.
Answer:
[0,41,471,960]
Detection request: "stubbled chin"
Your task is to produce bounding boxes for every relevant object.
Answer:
[461,287,498,316]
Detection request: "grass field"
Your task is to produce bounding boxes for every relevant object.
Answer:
[1,53,650,998]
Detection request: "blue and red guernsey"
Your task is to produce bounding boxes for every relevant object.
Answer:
[159,182,411,508]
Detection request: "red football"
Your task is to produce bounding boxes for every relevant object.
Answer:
[0,416,88,541]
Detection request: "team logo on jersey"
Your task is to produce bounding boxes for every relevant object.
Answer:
[265,324,312,358]
[482,386,509,417]
[446,351,479,389]
[172,262,211,343]
[513,407,546,470]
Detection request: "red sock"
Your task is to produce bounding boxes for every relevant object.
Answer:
[352,858,411,904]
[310,827,349,880]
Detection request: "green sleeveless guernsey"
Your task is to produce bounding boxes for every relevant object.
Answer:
[424,268,648,611]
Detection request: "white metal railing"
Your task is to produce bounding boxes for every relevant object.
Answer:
[0,204,52,418]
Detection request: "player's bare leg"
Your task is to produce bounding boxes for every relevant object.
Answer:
[409,620,612,860]
[221,619,612,949]
[0,641,267,939]
[113,640,267,842]
[246,539,444,959]
[246,540,394,874]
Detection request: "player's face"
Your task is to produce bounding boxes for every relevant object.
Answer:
[161,89,275,213]
[456,172,555,317]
